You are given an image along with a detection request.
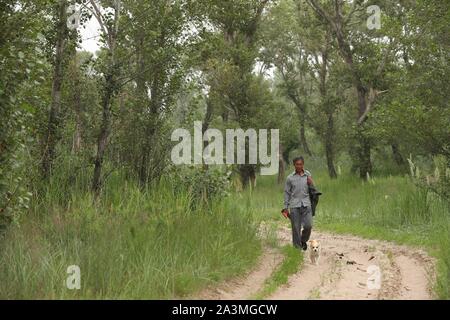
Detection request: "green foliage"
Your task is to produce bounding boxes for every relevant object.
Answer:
[171,166,232,208]
[0,0,50,230]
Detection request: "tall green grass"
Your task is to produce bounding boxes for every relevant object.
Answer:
[0,170,261,299]
[1,155,448,299]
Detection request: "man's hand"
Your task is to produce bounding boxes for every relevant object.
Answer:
[281,209,290,219]
[307,176,314,186]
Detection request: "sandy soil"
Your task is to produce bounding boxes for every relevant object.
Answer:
[192,224,436,300]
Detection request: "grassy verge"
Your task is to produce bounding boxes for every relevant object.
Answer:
[0,174,261,299]
[252,245,303,299]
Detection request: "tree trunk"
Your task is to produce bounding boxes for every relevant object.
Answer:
[356,87,372,179]
[138,65,162,186]
[357,128,372,179]
[135,35,150,187]
[391,143,405,166]
[336,30,373,179]
[318,34,337,179]
[325,139,337,178]
[325,114,337,179]
[202,99,214,170]
[138,149,148,188]
[307,0,374,180]
[71,60,82,154]
[42,0,67,179]
[91,0,120,195]
[286,89,312,158]
[299,116,312,156]
[250,168,256,189]
[92,76,114,194]
[239,164,256,189]
[72,114,82,154]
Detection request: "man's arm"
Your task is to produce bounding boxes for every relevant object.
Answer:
[282,178,291,218]
[283,177,291,211]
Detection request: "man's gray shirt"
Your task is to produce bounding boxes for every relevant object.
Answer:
[283,170,312,209]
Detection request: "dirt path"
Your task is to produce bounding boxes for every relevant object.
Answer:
[192,224,436,300]
[192,247,283,300]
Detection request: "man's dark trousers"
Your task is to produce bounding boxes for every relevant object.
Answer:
[289,206,313,248]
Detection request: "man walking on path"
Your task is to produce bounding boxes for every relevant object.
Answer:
[282,156,314,251]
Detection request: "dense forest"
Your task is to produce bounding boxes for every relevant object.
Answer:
[0,0,449,299]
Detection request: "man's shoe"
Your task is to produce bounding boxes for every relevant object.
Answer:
[301,242,308,251]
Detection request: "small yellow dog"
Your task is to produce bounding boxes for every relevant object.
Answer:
[309,240,321,265]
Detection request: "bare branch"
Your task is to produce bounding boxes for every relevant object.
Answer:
[88,0,110,46]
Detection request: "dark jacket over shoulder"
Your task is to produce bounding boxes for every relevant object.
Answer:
[308,184,322,216]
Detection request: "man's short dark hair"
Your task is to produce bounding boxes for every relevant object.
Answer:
[293,156,305,165]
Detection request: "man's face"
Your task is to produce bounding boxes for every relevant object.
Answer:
[294,160,304,173]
